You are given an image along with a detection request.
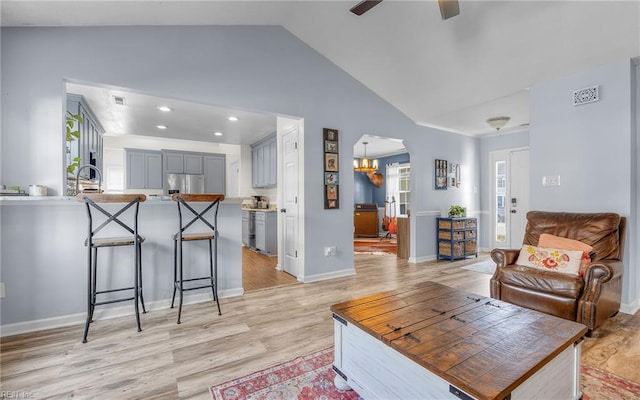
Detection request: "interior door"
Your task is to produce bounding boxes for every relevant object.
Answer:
[281,126,300,278]
[490,148,530,249]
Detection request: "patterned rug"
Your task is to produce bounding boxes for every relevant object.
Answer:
[582,364,640,400]
[353,240,396,255]
[210,348,640,400]
[210,348,359,400]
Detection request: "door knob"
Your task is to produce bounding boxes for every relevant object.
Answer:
[280,208,287,213]
[511,210,517,213]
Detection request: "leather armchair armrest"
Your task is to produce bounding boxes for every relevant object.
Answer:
[490,248,520,267]
[584,259,622,284]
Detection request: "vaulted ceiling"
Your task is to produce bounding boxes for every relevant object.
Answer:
[3,1,639,139]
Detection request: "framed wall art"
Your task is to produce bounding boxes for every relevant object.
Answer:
[435,159,448,190]
[323,128,340,209]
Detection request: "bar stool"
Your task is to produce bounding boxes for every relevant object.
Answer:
[171,193,225,324]
[76,193,147,343]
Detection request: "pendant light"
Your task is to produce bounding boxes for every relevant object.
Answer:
[353,141,378,173]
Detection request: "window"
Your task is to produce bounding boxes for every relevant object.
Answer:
[386,163,410,217]
[495,161,506,242]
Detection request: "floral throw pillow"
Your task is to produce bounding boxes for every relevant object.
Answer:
[516,245,583,275]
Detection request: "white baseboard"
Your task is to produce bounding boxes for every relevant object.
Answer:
[620,298,640,315]
[301,268,355,283]
[408,254,436,264]
[0,287,243,338]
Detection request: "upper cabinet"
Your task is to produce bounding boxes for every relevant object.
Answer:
[126,149,163,189]
[163,151,204,174]
[252,133,277,188]
[66,94,105,180]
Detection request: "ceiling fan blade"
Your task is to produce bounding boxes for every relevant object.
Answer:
[350,0,383,16]
[438,0,460,20]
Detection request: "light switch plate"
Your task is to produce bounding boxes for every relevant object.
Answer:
[542,175,561,186]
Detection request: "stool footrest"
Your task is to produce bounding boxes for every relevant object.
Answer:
[95,296,135,306]
[96,286,135,295]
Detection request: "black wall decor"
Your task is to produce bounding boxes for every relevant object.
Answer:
[323,128,339,209]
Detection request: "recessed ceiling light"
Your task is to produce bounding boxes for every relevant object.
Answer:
[157,106,171,112]
[156,125,167,130]
[213,131,223,136]
[228,116,238,122]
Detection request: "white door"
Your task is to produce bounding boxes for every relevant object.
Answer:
[281,126,300,278]
[490,148,530,249]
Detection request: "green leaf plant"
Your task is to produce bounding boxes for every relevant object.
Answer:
[448,204,466,218]
[66,111,83,175]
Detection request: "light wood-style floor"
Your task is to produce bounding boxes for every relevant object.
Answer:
[1,253,638,399]
[241,247,297,292]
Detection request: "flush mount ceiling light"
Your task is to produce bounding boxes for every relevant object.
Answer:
[156,125,167,130]
[157,106,171,112]
[213,131,223,136]
[353,141,378,173]
[486,116,511,131]
[228,116,238,122]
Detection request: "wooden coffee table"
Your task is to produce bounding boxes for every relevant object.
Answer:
[331,281,587,400]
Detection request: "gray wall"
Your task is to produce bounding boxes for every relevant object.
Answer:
[1,26,480,326]
[529,60,638,307]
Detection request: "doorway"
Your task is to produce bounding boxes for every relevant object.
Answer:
[490,148,530,249]
[353,135,409,256]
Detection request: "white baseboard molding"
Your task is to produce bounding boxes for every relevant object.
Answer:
[301,268,355,283]
[620,298,640,315]
[408,254,436,264]
[0,287,244,338]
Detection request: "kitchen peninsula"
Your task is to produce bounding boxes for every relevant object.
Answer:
[0,195,243,336]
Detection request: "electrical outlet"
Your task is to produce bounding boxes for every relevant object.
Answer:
[324,246,337,256]
[542,175,561,187]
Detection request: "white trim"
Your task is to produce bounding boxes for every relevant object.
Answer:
[301,268,355,283]
[0,288,243,337]
[414,210,440,217]
[408,254,436,264]
[620,298,640,315]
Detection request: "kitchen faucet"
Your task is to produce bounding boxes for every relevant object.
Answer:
[75,164,103,194]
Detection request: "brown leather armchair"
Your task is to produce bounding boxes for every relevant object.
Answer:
[490,211,626,334]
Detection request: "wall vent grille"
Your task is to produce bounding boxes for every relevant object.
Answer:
[112,95,126,106]
[572,86,599,106]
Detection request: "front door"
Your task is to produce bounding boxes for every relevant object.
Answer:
[490,148,530,249]
[280,123,300,278]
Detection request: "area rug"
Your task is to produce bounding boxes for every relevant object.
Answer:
[354,240,396,255]
[211,348,639,400]
[582,364,640,400]
[461,259,496,275]
[210,348,359,400]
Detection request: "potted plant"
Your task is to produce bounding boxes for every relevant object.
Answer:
[448,205,466,218]
[66,111,83,175]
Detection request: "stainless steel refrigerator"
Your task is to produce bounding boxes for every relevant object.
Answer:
[165,173,205,195]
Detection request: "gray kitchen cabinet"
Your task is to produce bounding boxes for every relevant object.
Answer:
[125,149,162,189]
[163,151,204,175]
[254,211,277,256]
[67,94,105,180]
[251,133,277,188]
[204,154,226,194]
[184,154,204,174]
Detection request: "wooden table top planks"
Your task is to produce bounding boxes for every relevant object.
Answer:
[331,281,588,400]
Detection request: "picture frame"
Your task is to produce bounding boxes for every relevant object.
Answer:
[325,153,338,172]
[324,128,338,142]
[324,140,338,153]
[324,172,339,185]
[326,185,338,200]
[435,159,448,190]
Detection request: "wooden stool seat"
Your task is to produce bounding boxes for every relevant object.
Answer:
[88,235,145,247]
[171,233,215,241]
